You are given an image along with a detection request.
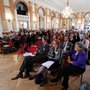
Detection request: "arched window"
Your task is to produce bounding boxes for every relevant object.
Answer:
[16,2,28,15]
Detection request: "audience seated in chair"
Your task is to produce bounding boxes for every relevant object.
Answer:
[50,42,87,90]
[59,35,73,54]
[11,36,49,80]
[29,40,62,86]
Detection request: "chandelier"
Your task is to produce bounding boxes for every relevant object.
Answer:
[62,0,73,18]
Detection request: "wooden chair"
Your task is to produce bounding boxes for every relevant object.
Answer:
[8,39,13,46]
[27,45,37,54]
[70,74,83,84]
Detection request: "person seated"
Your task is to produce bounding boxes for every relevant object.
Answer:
[79,34,89,53]
[9,31,14,39]
[59,35,73,54]
[59,35,73,64]
[69,33,75,49]
[50,42,87,90]
[11,36,49,80]
[58,33,64,44]
[74,32,80,43]
[19,31,26,47]
[0,32,10,53]
[29,40,62,86]
[2,32,9,44]
[51,34,58,41]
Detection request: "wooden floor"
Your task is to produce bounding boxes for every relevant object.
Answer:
[0,53,90,90]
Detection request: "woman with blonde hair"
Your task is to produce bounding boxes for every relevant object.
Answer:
[51,42,87,90]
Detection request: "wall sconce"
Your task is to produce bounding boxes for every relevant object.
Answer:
[5,12,12,22]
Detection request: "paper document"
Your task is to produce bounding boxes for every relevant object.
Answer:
[23,52,35,57]
[42,61,54,69]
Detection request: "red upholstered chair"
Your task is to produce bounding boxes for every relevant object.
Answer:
[35,40,42,47]
[27,45,37,54]
[27,45,42,71]
[2,39,13,54]
[17,43,27,60]
[8,39,13,46]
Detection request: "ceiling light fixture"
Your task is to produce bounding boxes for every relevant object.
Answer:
[62,0,73,18]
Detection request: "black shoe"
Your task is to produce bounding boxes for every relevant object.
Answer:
[61,87,68,90]
[40,80,47,87]
[22,74,30,79]
[50,78,59,83]
[0,52,2,54]
[11,74,23,80]
[29,75,36,80]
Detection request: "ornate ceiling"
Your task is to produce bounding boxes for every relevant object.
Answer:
[29,0,90,12]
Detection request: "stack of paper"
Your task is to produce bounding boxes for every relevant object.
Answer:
[42,61,54,69]
[23,52,35,57]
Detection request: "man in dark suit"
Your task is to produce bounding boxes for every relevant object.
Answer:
[59,35,73,65]
[60,35,73,54]
[12,36,49,80]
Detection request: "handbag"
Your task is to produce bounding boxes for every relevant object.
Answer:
[34,73,45,84]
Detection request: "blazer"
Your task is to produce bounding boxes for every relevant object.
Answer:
[71,50,87,69]
[36,43,49,57]
[79,39,89,49]
[59,41,73,53]
[48,46,62,61]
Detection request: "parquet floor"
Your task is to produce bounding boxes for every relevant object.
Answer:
[0,53,90,90]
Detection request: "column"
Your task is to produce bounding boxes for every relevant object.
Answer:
[44,16,46,29]
[66,18,69,29]
[32,3,36,30]
[37,13,39,30]
[0,0,7,32]
[9,0,16,31]
[46,8,48,29]
[82,18,85,30]
[4,0,13,31]
[28,1,32,30]
[60,18,62,29]
[35,4,38,30]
